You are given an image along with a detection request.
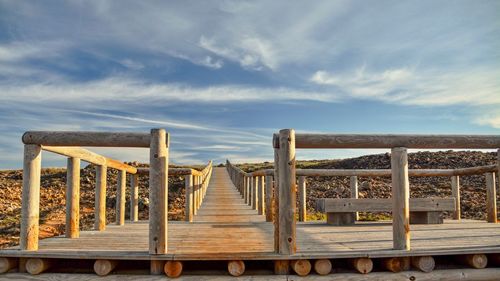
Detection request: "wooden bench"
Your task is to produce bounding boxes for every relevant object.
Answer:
[316,198,456,225]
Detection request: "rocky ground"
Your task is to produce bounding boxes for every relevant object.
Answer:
[0,162,190,249]
[1,151,498,249]
[238,150,499,221]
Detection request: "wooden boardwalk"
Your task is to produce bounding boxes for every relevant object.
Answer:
[194,167,265,223]
[2,167,500,262]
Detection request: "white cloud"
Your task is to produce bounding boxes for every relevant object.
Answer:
[310,67,500,106]
[199,35,277,71]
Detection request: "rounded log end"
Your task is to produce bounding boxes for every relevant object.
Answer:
[352,258,373,274]
[21,132,32,144]
[0,257,18,273]
[228,260,245,277]
[164,261,183,278]
[291,259,311,276]
[411,256,435,273]
[26,258,50,275]
[467,254,488,269]
[313,259,332,275]
[382,257,403,273]
[94,259,118,276]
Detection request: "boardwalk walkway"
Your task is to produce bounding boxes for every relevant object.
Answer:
[2,167,500,261]
[194,167,265,223]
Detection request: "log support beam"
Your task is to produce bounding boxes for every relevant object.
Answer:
[298,176,306,222]
[486,172,497,223]
[130,174,139,222]
[149,129,169,255]
[451,176,461,220]
[94,165,107,231]
[265,175,273,222]
[66,157,80,238]
[278,129,296,255]
[20,144,42,251]
[391,147,410,250]
[116,170,126,226]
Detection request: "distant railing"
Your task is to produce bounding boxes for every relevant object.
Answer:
[137,161,212,222]
[271,130,500,254]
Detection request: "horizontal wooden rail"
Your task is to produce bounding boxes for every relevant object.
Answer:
[42,146,137,174]
[249,165,497,178]
[23,131,156,147]
[281,134,500,149]
[137,167,209,176]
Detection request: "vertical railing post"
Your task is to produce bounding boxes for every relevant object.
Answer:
[272,133,280,253]
[251,176,258,210]
[350,176,359,221]
[20,144,42,251]
[197,175,202,209]
[298,176,306,222]
[451,175,461,220]
[278,129,296,255]
[66,157,81,238]
[130,174,139,222]
[391,147,410,250]
[116,170,126,226]
[95,165,107,231]
[265,175,273,222]
[245,176,250,205]
[193,176,198,216]
[486,172,497,223]
[185,174,193,222]
[149,128,169,255]
[258,176,265,215]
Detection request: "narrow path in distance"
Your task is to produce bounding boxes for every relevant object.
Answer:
[193,167,265,223]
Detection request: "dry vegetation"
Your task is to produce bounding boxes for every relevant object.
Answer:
[1,151,498,249]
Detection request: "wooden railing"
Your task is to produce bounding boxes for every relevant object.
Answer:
[20,129,213,256]
[242,165,497,223]
[271,130,500,254]
[136,161,213,222]
[21,131,150,251]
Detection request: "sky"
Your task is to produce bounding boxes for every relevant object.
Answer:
[0,1,499,169]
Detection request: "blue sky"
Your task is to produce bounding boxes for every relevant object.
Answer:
[0,1,499,169]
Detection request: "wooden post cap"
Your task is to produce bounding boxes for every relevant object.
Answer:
[314,259,332,275]
[228,260,245,277]
[164,261,183,278]
[291,259,311,276]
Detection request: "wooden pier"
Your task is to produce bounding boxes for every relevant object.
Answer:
[1,129,500,279]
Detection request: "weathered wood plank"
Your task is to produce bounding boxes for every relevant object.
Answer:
[42,146,137,173]
[317,198,456,213]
